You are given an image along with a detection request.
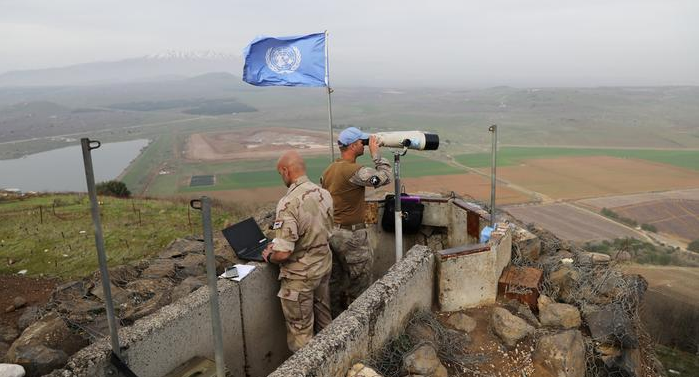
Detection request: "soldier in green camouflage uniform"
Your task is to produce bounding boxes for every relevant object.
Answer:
[321,127,391,317]
[263,151,334,352]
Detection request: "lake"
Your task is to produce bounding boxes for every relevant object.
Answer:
[0,139,149,192]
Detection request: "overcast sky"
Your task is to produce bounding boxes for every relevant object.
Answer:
[1,0,698,87]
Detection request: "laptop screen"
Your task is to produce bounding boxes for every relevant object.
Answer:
[221,217,267,254]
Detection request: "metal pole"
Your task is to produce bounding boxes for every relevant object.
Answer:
[488,125,498,227]
[393,151,404,262]
[325,30,335,161]
[80,138,122,359]
[196,197,226,377]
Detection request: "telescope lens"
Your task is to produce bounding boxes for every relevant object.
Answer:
[362,139,369,146]
[424,133,439,150]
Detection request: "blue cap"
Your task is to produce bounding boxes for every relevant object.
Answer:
[338,127,370,146]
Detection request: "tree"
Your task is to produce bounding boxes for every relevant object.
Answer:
[95,180,131,198]
[688,239,699,253]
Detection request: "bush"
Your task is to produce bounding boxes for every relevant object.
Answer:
[689,239,699,253]
[95,180,131,198]
[641,223,658,232]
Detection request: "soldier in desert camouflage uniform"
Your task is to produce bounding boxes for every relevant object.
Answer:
[262,150,334,352]
[321,127,391,317]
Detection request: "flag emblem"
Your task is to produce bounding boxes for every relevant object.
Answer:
[266,46,302,74]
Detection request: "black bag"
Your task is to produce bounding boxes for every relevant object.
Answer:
[381,194,424,234]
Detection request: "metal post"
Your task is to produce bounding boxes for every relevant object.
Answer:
[192,197,226,377]
[393,148,407,262]
[488,125,498,227]
[325,30,335,161]
[80,138,122,359]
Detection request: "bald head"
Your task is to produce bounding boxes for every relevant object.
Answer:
[277,151,307,187]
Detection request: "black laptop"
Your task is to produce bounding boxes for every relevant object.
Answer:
[221,217,270,262]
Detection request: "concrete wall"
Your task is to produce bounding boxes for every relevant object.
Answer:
[437,223,512,311]
[48,263,288,377]
[269,245,435,377]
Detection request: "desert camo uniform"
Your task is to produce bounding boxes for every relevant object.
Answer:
[321,156,391,317]
[272,175,334,352]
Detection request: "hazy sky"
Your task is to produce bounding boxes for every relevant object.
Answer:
[1,0,698,87]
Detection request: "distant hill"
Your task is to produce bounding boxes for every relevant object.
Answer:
[0,51,243,87]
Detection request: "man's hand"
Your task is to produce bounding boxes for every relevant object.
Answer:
[368,135,380,158]
[262,244,274,263]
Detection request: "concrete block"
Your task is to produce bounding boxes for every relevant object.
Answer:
[236,262,290,377]
[438,245,497,311]
[421,201,451,227]
[511,226,541,262]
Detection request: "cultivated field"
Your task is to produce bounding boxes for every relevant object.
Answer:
[504,203,640,242]
[624,264,699,305]
[577,188,699,208]
[185,127,331,161]
[488,156,699,200]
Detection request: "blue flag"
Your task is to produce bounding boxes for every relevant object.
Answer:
[242,33,327,87]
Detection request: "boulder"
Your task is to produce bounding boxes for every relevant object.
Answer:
[505,299,540,328]
[532,330,585,377]
[90,282,129,306]
[17,307,41,330]
[584,304,638,348]
[598,344,642,377]
[538,295,581,329]
[13,297,27,310]
[8,345,66,376]
[346,363,383,377]
[175,254,207,278]
[548,265,580,303]
[0,363,26,377]
[107,264,140,286]
[171,277,206,302]
[0,341,9,360]
[491,307,534,347]
[578,252,611,266]
[0,324,19,343]
[405,322,437,344]
[159,238,205,259]
[445,312,477,333]
[141,259,176,279]
[125,279,173,301]
[403,343,447,377]
[512,227,541,262]
[122,291,171,322]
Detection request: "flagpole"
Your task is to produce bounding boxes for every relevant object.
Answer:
[325,30,335,161]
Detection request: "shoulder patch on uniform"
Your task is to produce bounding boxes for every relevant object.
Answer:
[370,176,381,186]
[272,220,284,230]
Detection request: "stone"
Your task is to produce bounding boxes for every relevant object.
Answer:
[578,252,611,265]
[511,227,541,261]
[125,279,173,301]
[175,254,207,278]
[584,304,638,348]
[491,307,534,347]
[89,282,129,306]
[0,363,26,377]
[8,345,67,376]
[141,259,176,279]
[171,277,205,302]
[5,305,15,313]
[0,324,20,343]
[598,345,642,377]
[505,299,540,328]
[122,291,171,322]
[107,264,140,285]
[614,250,632,262]
[533,330,585,377]
[445,312,477,333]
[346,363,383,377]
[13,297,27,310]
[403,343,446,376]
[538,295,581,329]
[405,322,437,344]
[548,265,581,303]
[159,238,205,259]
[17,307,41,330]
[0,341,9,360]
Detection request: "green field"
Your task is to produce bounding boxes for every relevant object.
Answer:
[456,147,699,171]
[0,194,249,279]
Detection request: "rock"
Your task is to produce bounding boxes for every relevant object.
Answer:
[505,299,540,328]
[13,297,27,310]
[5,305,15,313]
[171,277,206,302]
[614,250,632,262]
[6,313,85,375]
[548,265,581,303]
[141,259,176,279]
[584,304,638,348]
[90,282,129,306]
[538,295,581,329]
[0,341,9,360]
[578,252,611,265]
[107,264,140,285]
[491,307,534,347]
[405,322,437,344]
[125,279,173,301]
[445,312,477,333]
[17,307,41,330]
[598,345,642,377]
[175,254,207,278]
[159,238,204,259]
[532,330,585,377]
[512,227,541,262]
[0,324,20,343]
[346,363,383,377]
[403,343,447,376]
[0,363,26,377]
[122,291,171,322]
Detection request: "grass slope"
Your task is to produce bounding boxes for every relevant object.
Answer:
[0,194,245,279]
[456,147,699,171]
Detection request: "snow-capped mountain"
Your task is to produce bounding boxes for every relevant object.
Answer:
[0,51,243,87]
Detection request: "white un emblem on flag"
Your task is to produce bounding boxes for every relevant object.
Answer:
[265,46,302,74]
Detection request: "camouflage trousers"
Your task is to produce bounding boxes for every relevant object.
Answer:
[278,273,331,352]
[329,227,374,317]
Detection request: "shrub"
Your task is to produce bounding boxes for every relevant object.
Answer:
[641,223,658,232]
[95,180,131,198]
[689,239,699,253]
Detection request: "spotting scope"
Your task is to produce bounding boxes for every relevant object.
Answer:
[366,131,439,150]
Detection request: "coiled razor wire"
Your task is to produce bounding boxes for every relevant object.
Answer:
[362,310,488,377]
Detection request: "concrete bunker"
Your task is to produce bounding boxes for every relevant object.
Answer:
[49,196,512,377]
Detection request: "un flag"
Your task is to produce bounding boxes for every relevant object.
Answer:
[243,33,327,87]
